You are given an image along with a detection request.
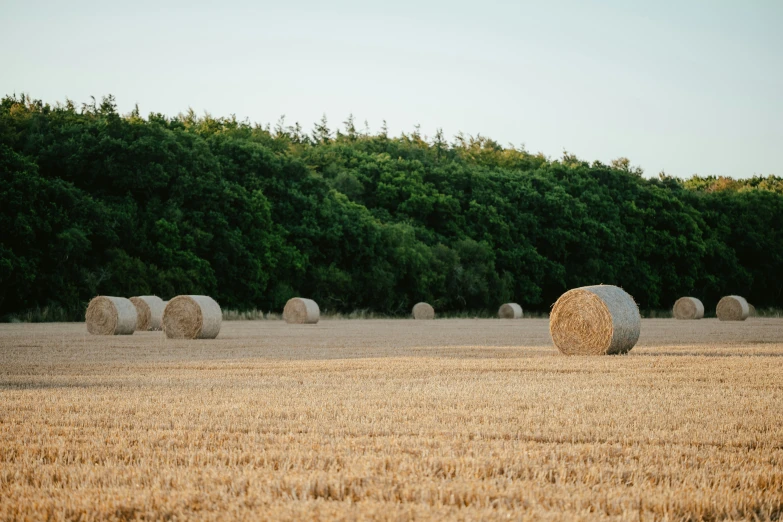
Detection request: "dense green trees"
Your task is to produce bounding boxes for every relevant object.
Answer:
[1,94,781,319]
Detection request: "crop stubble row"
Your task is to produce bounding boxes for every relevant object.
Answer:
[0,319,782,521]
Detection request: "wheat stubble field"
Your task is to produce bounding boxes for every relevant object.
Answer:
[1,319,782,521]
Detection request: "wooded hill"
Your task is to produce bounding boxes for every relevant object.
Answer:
[2,94,781,319]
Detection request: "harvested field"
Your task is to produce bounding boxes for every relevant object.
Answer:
[1,319,782,521]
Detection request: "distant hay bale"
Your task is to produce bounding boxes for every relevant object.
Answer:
[498,303,523,319]
[672,297,704,320]
[85,296,137,335]
[162,295,222,339]
[283,298,320,324]
[130,295,165,331]
[716,295,749,321]
[549,285,640,355]
[748,303,757,317]
[412,302,435,320]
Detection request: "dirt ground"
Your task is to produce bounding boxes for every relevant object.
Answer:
[1,318,782,521]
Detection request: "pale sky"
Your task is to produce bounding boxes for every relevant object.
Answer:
[2,0,781,178]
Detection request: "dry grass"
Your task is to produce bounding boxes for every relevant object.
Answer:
[1,319,782,521]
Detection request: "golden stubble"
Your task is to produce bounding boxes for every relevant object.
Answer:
[1,319,782,521]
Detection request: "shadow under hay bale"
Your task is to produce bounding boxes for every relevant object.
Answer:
[672,297,704,320]
[716,295,749,321]
[162,296,222,339]
[412,302,435,320]
[85,296,137,335]
[283,298,320,324]
[549,285,640,355]
[498,303,523,319]
[130,295,165,331]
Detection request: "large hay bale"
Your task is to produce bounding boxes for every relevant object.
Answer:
[716,295,749,321]
[85,296,137,335]
[672,297,704,320]
[549,285,640,355]
[130,295,165,331]
[162,295,222,339]
[498,303,523,319]
[412,302,435,320]
[283,298,320,324]
[748,303,757,317]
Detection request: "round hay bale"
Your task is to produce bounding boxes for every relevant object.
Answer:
[748,303,757,317]
[85,296,137,335]
[672,297,704,320]
[716,295,749,321]
[162,295,222,339]
[130,295,165,331]
[412,302,435,320]
[283,298,320,324]
[549,285,640,355]
[498,303,523,319]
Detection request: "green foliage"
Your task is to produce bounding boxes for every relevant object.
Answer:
[1,94,781,319]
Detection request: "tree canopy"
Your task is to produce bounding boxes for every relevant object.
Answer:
[1,94,781,319]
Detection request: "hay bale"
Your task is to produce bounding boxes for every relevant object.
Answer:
[498,303,523,319]
[672,297,704,320]
[716,295,749,321]
[162,295,222,339]
[283,298,320,324]
[549,285,640,355]
[85,296,137,335]
[748,303,757,317]
[130,295,165,331]
[412,302,435,320]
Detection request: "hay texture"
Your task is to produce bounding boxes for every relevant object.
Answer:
[672,297,704,320]
[85,296,137,335]
[130,295,165,331]
[412,302,435,320]
[283,298,320,324]
[549,285,640,355]
[498,303,523,319]
[748,304,757,317]
[716,295,749,321]
[162,295,222,339]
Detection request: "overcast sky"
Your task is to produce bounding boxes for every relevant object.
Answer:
[2,0,780,178]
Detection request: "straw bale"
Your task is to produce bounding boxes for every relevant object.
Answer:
[85,296,137,335]
[672,297,704,320]
[549,285,640,355]
[412,302,435,320]
[283,298,320,324]
[162,295,222,339]
[498,303,523,319]
[130,295,165,331]
[716,295,749,321]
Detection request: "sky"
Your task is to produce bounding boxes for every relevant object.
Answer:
[2,0,781,178]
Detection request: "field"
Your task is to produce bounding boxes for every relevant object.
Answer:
[1,318,782,521]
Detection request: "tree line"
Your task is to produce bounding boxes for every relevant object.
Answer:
[1,94,781,319]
